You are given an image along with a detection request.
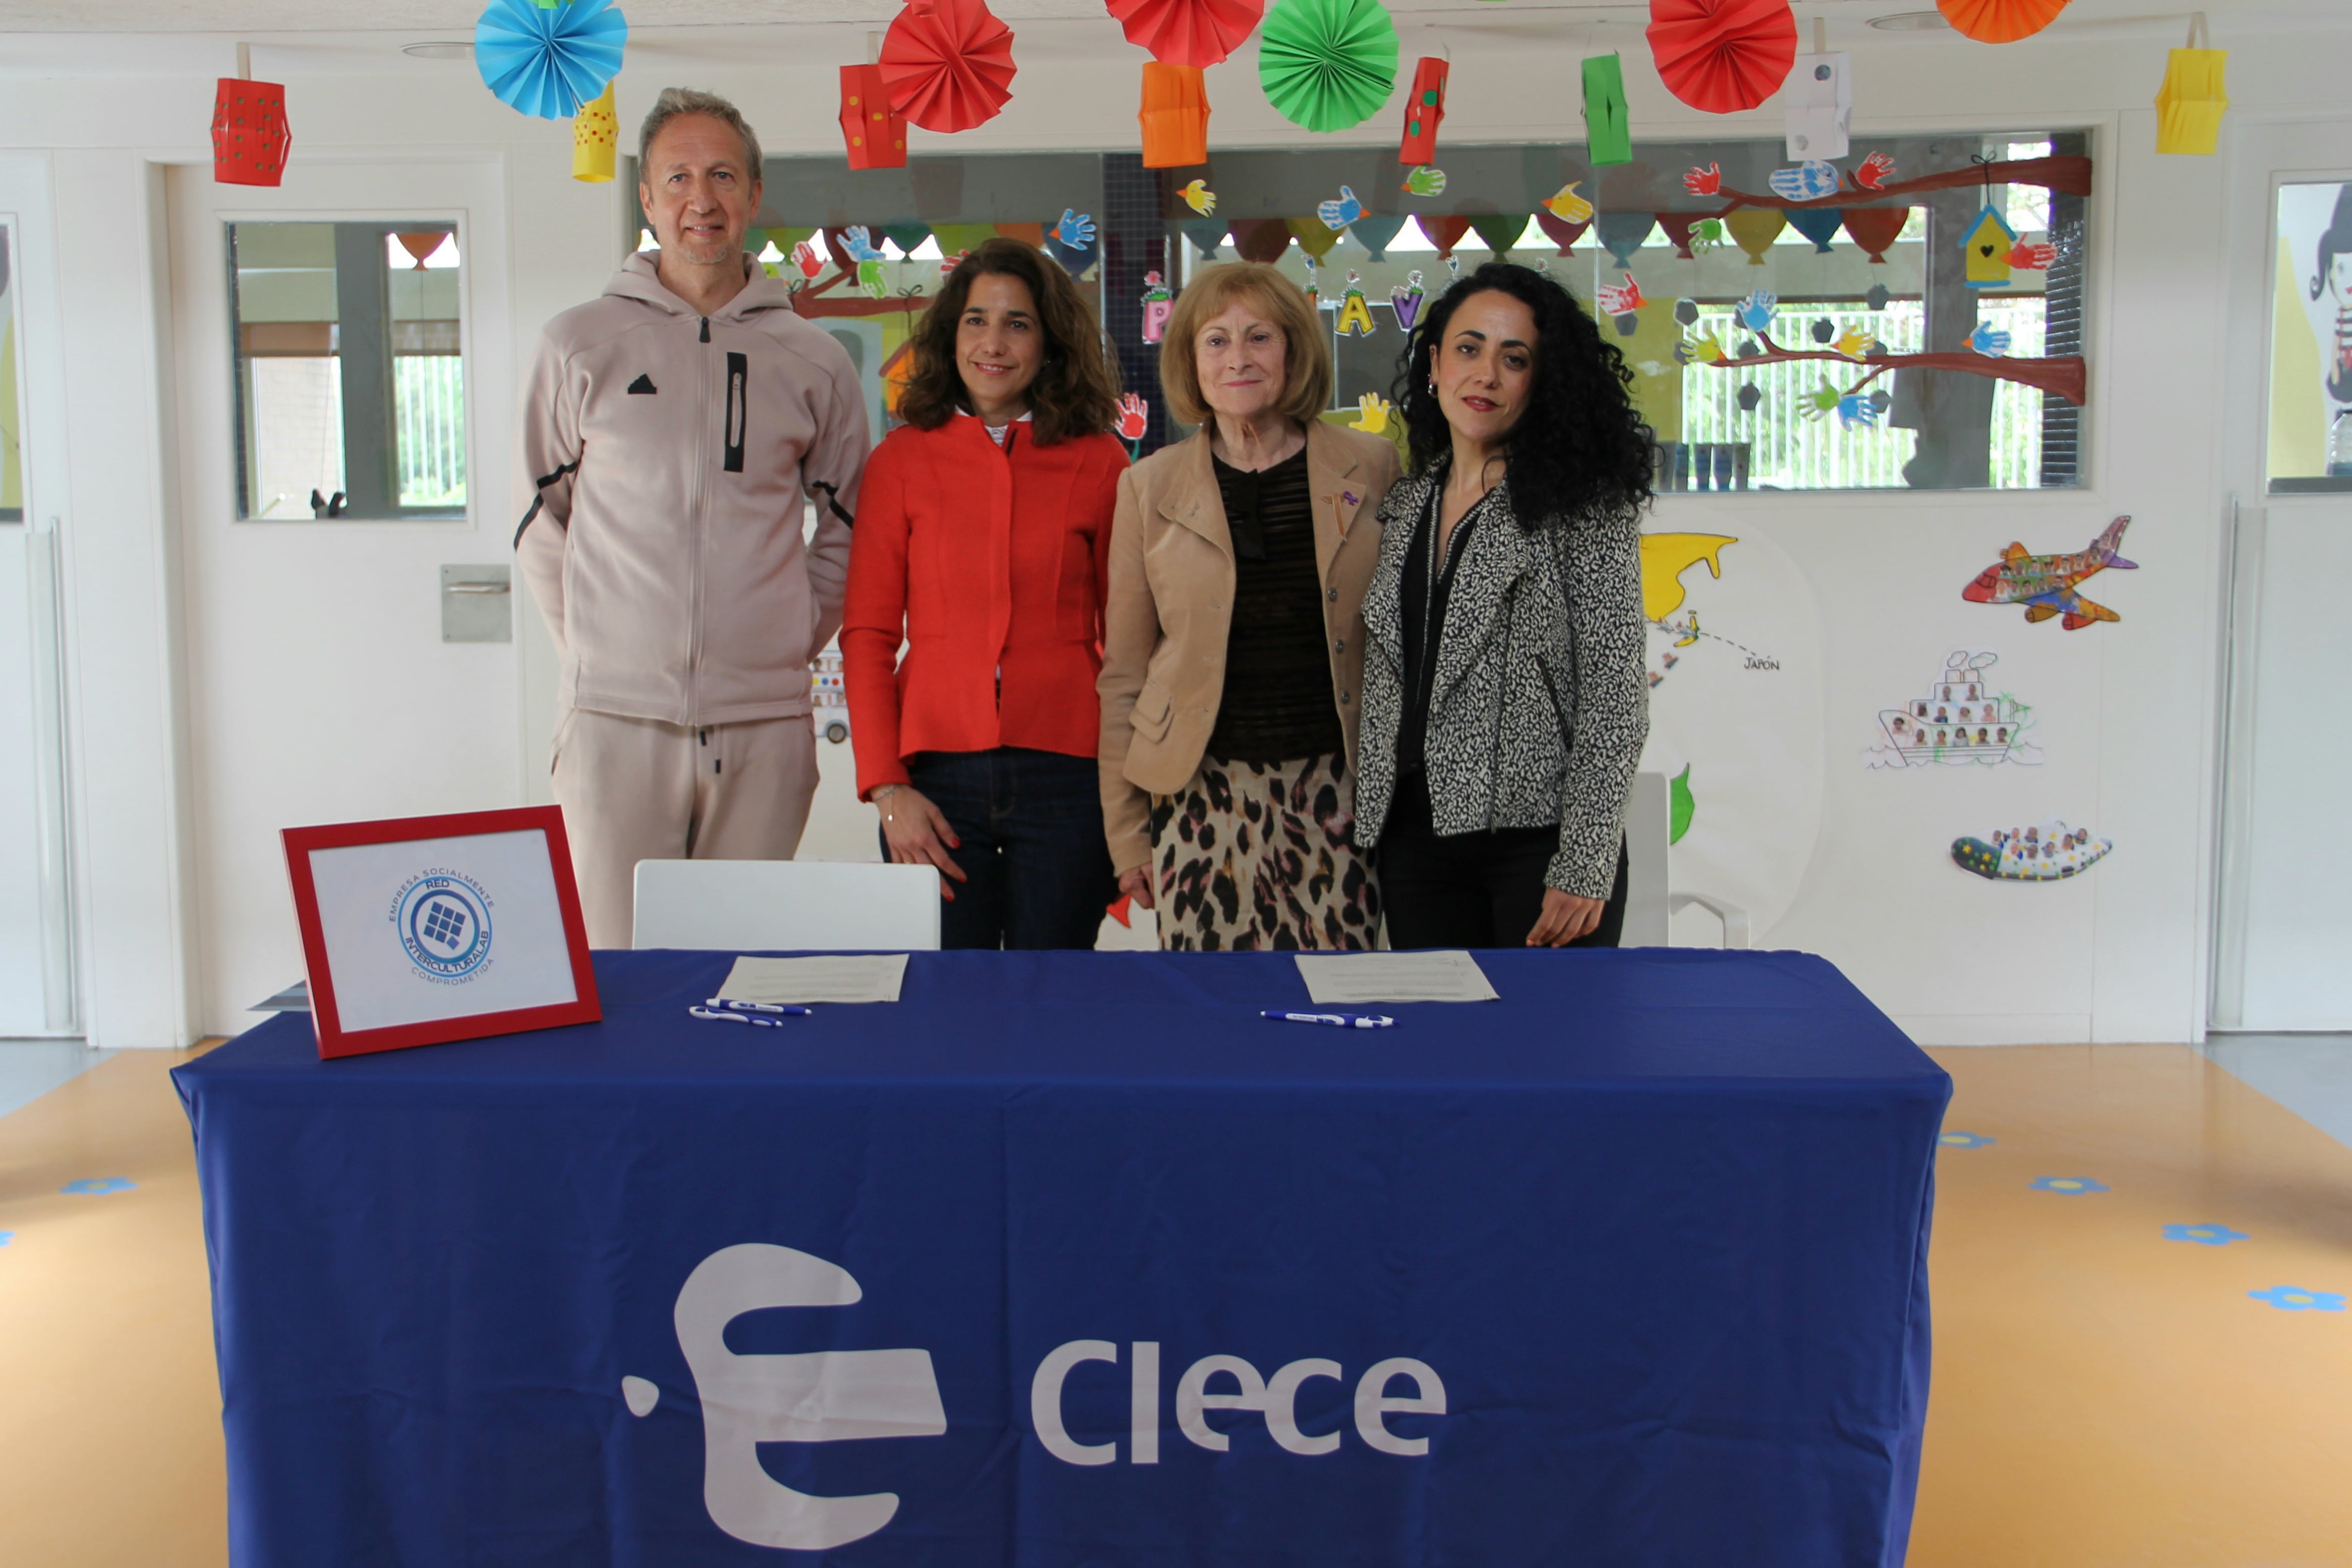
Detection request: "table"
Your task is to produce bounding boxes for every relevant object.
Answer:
[176,948,1949,1567]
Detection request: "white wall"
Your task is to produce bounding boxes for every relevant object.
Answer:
[1,15,2344,1042]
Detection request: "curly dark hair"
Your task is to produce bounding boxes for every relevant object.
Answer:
[896,237,1122,445]
[1392,262,1654,529]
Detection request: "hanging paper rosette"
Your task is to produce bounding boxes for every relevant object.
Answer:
[1106,0,1264,70]
[1936,0,2068,44]
[882,0,1019,134]
[476,0,628,121]
[1645,0,1796,116]
[1259,0,1399,135]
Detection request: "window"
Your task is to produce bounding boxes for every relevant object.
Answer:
[228,221,466,519]
[2269,180,2352,493]
[1,222,21,521]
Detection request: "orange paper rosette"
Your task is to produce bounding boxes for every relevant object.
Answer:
[1646,0,1798,115]
[1105,0,1264,69]
[881,0,1019,134]
[1935,0,2068,45]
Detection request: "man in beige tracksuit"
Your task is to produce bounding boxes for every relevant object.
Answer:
[515,88,869,946]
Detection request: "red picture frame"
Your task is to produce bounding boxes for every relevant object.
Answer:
[282,805,601,1060]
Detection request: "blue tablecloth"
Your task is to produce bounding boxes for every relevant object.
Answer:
[176,948,1948,1567]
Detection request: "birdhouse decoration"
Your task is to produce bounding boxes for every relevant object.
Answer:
[1141,271,1173,343]
[1139,62,1210,168]
[1334,270,1377,337]
[1581,54,1632,166]
[2153,14,2228,156]
[839,64,909,169]
[1960,205,2018,288]
[572,80,617,182]
[1398,57,1448,165]
[212,76,291,187]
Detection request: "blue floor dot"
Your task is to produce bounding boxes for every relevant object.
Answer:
[1939,1132,1996,1149]
[60,1177,136,1196]
[2030,1176,2109,1195]
[2248,1286,2346,1312]
[2163,1223,2248,1246]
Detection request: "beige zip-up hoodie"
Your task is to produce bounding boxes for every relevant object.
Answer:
[514,251,870,727]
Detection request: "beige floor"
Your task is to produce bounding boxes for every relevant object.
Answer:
[0,1041,2346,1566]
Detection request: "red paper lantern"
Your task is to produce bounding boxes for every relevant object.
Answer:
[881,0,1019,135]
[212,77,291,187]
[1646,0,1798,115]
[1105,0,1264,70]
[1398,57,1448,165]
[839,65,909,169]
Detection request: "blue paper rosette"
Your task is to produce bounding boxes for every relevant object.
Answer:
[477,0,629,121]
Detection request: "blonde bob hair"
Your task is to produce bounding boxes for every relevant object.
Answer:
[1158,262,1332,428]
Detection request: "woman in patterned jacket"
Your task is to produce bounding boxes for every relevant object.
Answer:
[1355,263,1653,948]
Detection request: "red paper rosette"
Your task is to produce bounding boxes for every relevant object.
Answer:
[881,0,1019,134]
[1105,0,1264,69]
[1646,0,1797,115]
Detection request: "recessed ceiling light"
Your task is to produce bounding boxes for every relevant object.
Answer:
[402,41,474,59]
[1867,10,1951,28]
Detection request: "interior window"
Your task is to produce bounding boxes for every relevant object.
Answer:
[2268,179,2352,493]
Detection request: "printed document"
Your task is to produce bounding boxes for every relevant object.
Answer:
[716,954,909,1005]
[1294,950,1499,1005]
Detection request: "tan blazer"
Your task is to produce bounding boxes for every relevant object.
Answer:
[1096,419,1402,874]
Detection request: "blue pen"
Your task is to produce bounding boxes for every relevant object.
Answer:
[689,1006,803,1028]
[1262,1010,1395,1030]
[704,997,813,1016]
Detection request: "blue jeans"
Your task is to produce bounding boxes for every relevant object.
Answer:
[889,748,1114,950]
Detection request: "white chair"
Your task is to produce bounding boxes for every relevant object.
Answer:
[1621,770,1750,949]
[631,860,942,951]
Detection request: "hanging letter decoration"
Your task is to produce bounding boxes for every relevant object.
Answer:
[212,77,292,187]
[1646,0,1798,117]
[1390,269,1427,332]
[840,64,909,169]
[1142,271,1173,342]
[1399,56,1448,165]
[1335,270,1377,336]
[1259,0,1400,135]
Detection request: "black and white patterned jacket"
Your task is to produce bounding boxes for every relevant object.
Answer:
[1353,467,1650,899]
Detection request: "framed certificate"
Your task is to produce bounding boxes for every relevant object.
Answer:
[281,806,601,1059]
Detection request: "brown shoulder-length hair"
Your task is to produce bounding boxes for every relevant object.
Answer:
[895,237,1121,445]
[1158,262,1331,428]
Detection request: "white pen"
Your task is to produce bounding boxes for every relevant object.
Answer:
[703,997,812,1016]
[689,1005,803,1027]
[1261,1010,1395,1029]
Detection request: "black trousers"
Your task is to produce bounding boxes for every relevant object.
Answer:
[1379,771,1630,950]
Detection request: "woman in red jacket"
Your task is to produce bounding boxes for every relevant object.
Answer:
[842,238,1129,948]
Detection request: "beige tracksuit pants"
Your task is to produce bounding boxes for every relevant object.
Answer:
[552,707,820,948]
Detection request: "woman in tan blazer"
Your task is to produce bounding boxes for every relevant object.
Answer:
[1096,262,1401,950]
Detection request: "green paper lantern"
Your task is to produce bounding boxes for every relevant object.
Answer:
[1582,54,1631,167]
[1259,0,1399,135]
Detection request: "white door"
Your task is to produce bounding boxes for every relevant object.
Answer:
[165,156,524,1034]
[2212,118,2352,1031]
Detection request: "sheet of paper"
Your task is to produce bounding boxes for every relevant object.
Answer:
[1293,950,1499,1005]
[716,954,909,1006]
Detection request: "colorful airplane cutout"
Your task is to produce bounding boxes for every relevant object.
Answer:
[1962,515,2135,629]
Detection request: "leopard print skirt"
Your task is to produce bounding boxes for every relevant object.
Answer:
[1147,753,1381,952]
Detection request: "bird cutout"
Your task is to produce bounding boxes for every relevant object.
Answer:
[1673,297,1701,327]
[1348,391,1393,432]
[2008,238,2057,271]
[1737,382,1763,412]
[1674,330,1727,366]
[1968,320,2013,357]
[1734,288,1778,334]
[1769,160,1842,201]
[1832,324,1880,359]
[792,240,824,279]
[1852,151,1895,190]
[1402,165,1448,197]
[1798,378,1844,419]
[841,226,891,298]
[1053,209,1096,250]
[1865,281,1891,312]
[1180,179,1218,215]
[1596,272,1644,318]
[1141,271,1173,343]
[1962,516,2136,630]
[1684,163,1723,196]
[1810,317,1835,344]
[1333,270,1377,336]
[1542,181,1596,223]
[1390,270,1427,332]
[1318,186,1364,230]
[1836,392,1880,429]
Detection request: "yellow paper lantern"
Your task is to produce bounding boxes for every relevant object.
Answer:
[573,81,618,183]
[2153,16,2227,157]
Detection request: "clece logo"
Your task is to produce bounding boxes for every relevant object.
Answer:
[391,870,494,982]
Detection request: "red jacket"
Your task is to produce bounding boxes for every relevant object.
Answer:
[842,415,1128,799]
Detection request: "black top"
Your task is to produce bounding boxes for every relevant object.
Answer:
[1396,476,1495,778]
[1207,448,1344,764]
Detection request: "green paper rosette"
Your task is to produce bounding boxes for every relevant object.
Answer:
[1258,0,1399,134]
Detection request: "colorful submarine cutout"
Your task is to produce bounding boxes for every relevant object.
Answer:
[1962,515,2135,630]
[1952,819,2111,881]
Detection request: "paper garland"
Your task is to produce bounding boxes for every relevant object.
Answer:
[1786,206,1843,253]
[476,0,628,121]
[212,77,290,187]
[1935,0,2068,44]
[1414,214,1471,258]
[1106,0,1263,69]
[1140,62,1211,167]
[882,0,1018,135]
[1259,0,1399,135]
[1646,0,1797,116]
[573,80,617,182]
[1723,207,1786,265]
[1533,211,1590,255]
[1842,207,1906,263]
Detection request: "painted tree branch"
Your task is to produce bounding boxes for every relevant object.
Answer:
[1704,155,2092,217]
[1698,333,2087,405]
